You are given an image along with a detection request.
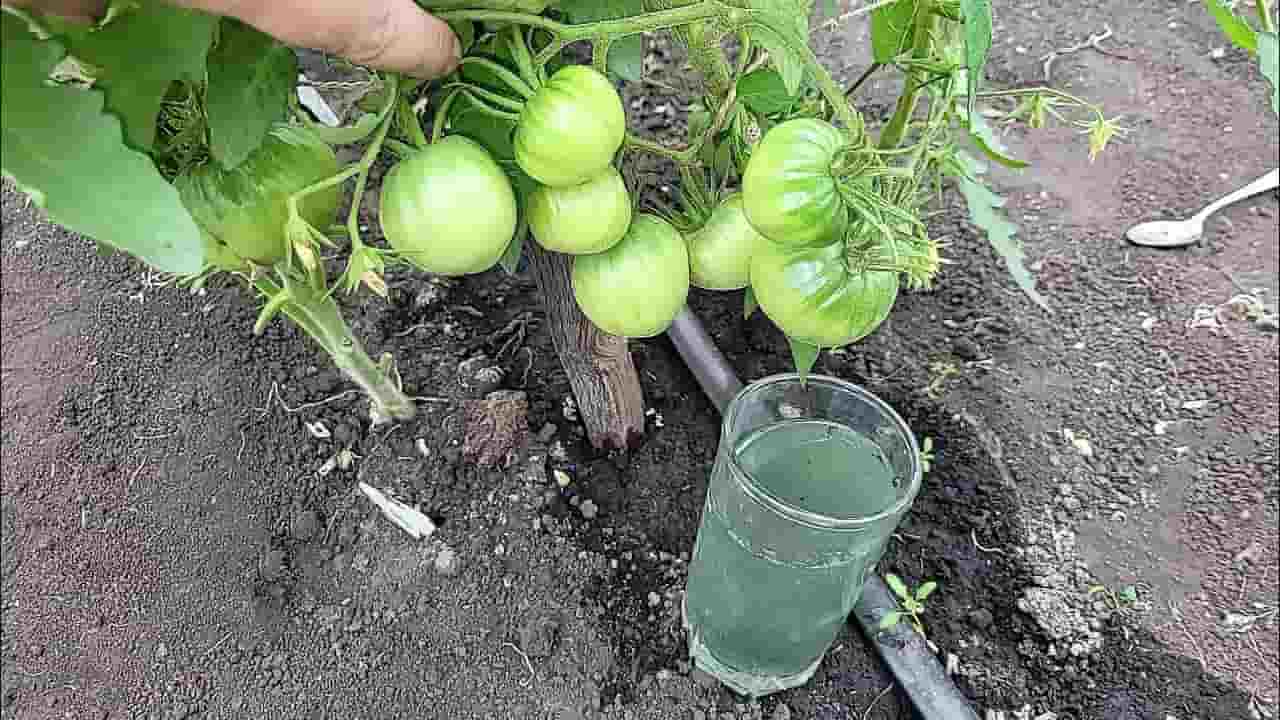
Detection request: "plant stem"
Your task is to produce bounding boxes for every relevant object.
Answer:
[845,62,882,98]
[878,0,937,150]
[253,277,416,421]
[457,57,536,98]
[784,33,864,132]
[625,133,696,163]
[1258,0,1276,34]
[345,81,399,254]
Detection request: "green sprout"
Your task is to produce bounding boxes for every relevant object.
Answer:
[879,573,939,641]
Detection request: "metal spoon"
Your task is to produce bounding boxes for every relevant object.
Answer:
[1125,168,1279,248]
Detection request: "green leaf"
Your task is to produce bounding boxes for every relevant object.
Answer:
[871,0,917,63]
[1205,0,1259,53]
[737,69,793,115]
[58,2,216,150]
[1119,585,1139,604]
[915,580,938,601]
[743,286,760,319]
[950,151,1049,311]
[967,111,1028,169]
[1,14,204,274]
[960,0,993,113]
[205,18,298,169]
[449,95,518,162]
[877,611,905,631]
[1259,32,1279,115]
[885,573,911,601]
[789,337,820,381]
[750,24,806,96]
[558,0,646,82]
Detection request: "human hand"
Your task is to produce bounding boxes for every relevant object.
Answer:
[10,0,461,79]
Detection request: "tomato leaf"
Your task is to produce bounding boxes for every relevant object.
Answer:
[966,111,1028,169]
[750,24,807,96]
[558,0,645,82]
[743,286,760,319]
[205,18,298,169]
[1,15,204,274]
[449,96,518,162]
[1260,32,1279,115]
[737,69,793,115]
[877,611,905,631]
[960,0,993,114]
[788,336,821,381]
[884,573,911,601]
[949,151,1049,311]
[57,2,216,150]
[1204,0,1259,53]
[915,580,938,601]
[871,0,917,63]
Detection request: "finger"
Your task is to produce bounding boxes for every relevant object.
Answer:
[178,0,461,79]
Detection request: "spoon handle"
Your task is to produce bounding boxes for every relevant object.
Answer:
[1193,168,1280,223]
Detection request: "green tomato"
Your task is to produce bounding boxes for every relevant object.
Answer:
[528,167,631,255]
[515,65,625,187]
[742,118,849,247]
[573,214,689,338]
[750,234,899,348]
[685,194,764,291]
[176,124,340,265]
[380,136,517,276]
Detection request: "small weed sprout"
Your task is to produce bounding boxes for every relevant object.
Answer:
[879,573,939,642]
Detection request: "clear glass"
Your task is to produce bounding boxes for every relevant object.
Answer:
[682,373,922,697]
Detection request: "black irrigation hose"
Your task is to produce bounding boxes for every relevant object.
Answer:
[665,306,979,720]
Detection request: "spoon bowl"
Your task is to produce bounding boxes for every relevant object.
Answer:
[1125,168,1279,249]
[1125,218,1205,248]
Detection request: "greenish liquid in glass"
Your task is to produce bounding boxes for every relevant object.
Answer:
[684,419,900,688]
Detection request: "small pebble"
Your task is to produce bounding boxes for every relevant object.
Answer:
[434,548,459,576]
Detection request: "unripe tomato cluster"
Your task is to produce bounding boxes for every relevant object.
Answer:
[378,64,761,339]
[742,118,902,348]
[176,65,904,348]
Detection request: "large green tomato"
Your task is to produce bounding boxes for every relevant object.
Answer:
[176,124,340,265]
[515,66,625,187]
[379,136,517,276]
[685,193,763,291]
[750,235,899,348]
[528,167,632,255]
[572,214,689,338]
[741,118,849,247]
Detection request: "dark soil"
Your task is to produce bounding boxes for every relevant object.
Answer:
[3,2,1277,719]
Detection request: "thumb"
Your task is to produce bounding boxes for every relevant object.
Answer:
[181,0,461,80]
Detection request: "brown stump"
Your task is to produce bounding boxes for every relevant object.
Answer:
[527,243,645,450]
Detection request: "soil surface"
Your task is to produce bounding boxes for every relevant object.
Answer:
[3,2,1277,719]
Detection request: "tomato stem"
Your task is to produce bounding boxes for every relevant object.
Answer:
[878,0,938,150]
[431,88,463,144]
[252,276,416,421]
[1259,0,1276,34]
[457,57,537,99]
[459,90,523,122]
[444,81,525,112]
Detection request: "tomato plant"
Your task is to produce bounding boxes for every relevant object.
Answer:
[1,0,1115,442]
